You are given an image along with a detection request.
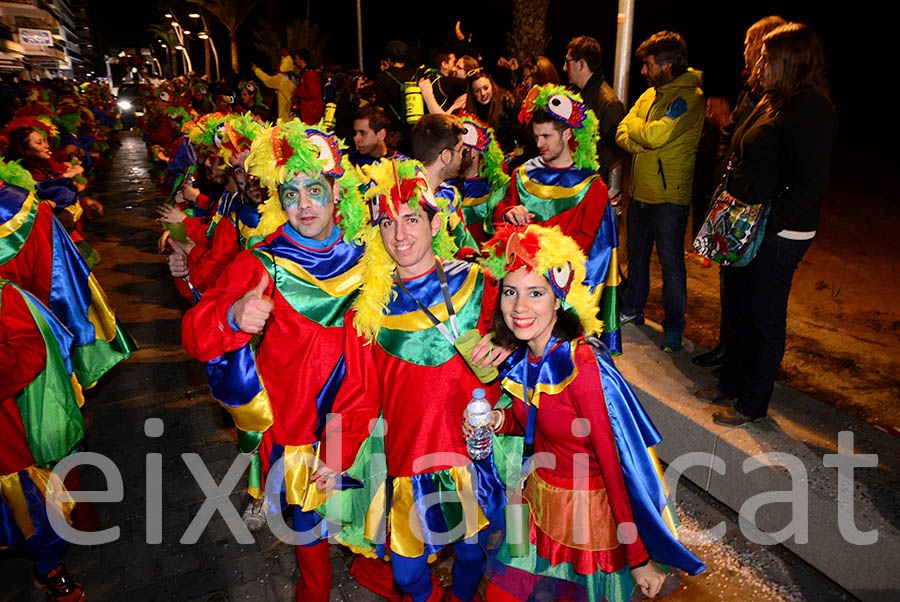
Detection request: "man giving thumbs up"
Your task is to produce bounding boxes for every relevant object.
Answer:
[180,121,368,602]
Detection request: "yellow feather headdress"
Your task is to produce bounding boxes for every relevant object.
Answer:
[479,224,603,336]
[350,158,457,342]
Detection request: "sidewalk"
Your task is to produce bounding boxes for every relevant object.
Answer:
[614,320,900,602]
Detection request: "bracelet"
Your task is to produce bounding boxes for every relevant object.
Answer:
[492,409,504,432]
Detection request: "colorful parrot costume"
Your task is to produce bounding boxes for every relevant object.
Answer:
[317,159,505,602]
[477,225,704,602]
[0,162,135,388]
[181,120,368,602]
[491,85,622,353]
[0,278,81,578]
[450,113,510,245]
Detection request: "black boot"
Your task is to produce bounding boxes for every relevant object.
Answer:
[692,344,725,367]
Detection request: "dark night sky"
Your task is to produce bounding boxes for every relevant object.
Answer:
[85,0,886,176]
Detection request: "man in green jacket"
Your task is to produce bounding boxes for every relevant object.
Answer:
[616,31,704,352]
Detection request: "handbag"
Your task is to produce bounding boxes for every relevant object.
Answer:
[692,157,771,267]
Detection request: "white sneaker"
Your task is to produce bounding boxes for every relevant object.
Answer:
[242,497,267,532]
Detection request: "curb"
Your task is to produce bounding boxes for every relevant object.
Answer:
[614,323,900,602]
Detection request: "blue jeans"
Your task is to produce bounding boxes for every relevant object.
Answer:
[719,235,812,418]
[622,201,690,334]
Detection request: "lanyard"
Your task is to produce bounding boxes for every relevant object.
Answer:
[520,335,556,485]
[394,259,460,345]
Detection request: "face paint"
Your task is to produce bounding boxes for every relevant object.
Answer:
[279,172,336,241]
[279,174,331,209]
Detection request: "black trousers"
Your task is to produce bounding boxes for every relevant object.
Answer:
[718,235,813,419]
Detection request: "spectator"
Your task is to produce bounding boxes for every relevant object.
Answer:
[703,23,837,426]
[692,15,785,370]
[348,105,407,167]
[464,68,522,156]
[615,31,705,353]
[564,35,626,184]
[291,48,324,124]
[374,40,417,145]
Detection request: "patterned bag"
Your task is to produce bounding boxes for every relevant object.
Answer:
[693,162,770,267]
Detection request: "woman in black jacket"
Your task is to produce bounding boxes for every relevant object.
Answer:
[703,23,837,425]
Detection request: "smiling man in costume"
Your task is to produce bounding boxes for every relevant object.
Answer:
[490,84,622,353]
[312,158,508,602]
[181,121,368,602]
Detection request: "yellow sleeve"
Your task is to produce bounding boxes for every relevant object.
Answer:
[616,99,649,155]
[623,90,704,150]
[253,67,280,90]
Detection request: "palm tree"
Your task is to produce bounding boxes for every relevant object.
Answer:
[148,24,179,77]
[253,18,332,70]
[508,0,551,60]
[188,0,263,74]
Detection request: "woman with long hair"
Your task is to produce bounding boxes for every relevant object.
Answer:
[518,56,560,96]
[465,68,515,131]
[469,225,705,602]
[702,23,837,425]
[4,125,104,262]
[690,15,785,369]
[5,126,83,181]
[464,68,529,161]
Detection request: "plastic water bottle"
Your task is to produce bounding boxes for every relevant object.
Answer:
[466,388,492,460]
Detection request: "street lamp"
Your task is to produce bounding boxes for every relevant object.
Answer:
[188,12,200,19]
[167,17,193,74]
[196,13,220,81]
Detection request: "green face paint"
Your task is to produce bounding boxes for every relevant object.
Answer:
[278,173,332,209]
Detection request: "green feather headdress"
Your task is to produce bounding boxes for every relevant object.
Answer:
[350,158,458,341]
[519,84,600,171]
[245,119,367,244]
[214,112,269,165]
[184,112,226,152]
[457,113,510,192]
[0,158,37,192]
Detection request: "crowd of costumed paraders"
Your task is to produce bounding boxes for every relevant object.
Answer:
[0,72,705,602]
[148,62,707,601]
[2,17,839,600]
[0,79,137,598]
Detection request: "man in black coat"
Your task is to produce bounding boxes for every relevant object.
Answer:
[564,35,626,184]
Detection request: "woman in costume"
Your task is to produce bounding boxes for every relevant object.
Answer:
[0,158,135,389]
[4,124,103,264]
[471,225,705,602]
[703,23,836,426]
